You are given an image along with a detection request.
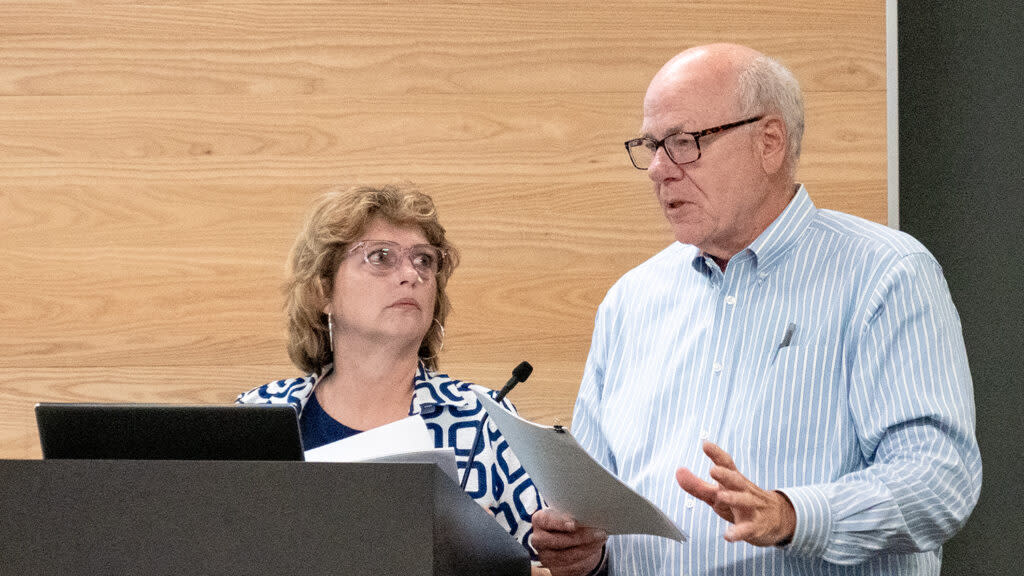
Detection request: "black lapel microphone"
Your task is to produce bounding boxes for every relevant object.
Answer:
[459,361,533,490]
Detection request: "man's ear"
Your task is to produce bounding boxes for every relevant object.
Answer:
[759,116,788,175]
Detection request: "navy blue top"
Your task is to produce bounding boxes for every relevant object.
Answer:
[299,391,363,450]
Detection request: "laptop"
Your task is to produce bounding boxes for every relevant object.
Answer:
[35,403,304,461]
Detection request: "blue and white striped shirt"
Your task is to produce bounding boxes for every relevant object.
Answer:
[572,186,981,575]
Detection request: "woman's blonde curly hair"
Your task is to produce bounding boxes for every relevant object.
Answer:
[284,184,459,374]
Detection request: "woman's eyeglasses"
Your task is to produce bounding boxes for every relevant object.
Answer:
[347,240,444,277]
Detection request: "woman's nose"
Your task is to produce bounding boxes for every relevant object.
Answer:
[396,256,424,284]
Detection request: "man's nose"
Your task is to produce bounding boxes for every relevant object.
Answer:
[647,145,678,182]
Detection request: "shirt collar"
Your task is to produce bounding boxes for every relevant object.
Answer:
[688,184,815,277]
[410,362,473,415]
[747,184,815,274]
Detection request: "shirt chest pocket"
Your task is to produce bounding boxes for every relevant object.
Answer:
[743,344,847,475]
[769,344,824,383]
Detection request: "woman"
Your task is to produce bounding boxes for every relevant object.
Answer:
[236,184,543,560]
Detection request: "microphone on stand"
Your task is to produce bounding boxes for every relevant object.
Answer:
[459,361,533,490]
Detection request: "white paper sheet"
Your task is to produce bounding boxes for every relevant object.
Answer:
[303,415,435,462]
[302,415,458,483]
[474,390,686,542]
[363,448,459,482]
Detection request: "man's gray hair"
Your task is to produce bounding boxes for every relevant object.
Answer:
[737,56,805,171]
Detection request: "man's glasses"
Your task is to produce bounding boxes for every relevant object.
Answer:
[347,240,444,277]
[624,116,763,170]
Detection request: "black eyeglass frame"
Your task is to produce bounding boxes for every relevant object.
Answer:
[624,115,764,170]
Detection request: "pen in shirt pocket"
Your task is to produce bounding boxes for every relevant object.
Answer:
[772,322,797,363]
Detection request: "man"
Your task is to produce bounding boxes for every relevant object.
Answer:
[531,43,981,575]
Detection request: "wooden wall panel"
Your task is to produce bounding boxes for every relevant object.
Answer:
[0,1,886,458]
[0,3,882,95]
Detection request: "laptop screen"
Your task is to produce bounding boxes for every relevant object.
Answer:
[35,403,304,461]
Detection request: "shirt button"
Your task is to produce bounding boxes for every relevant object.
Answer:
[724,295,737,306]
[685,497,696,508]
[700,429,709,439]
[712,362,723,373]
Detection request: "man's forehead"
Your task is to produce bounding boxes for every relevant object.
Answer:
[641,65,739,134]
[641,94,728,135]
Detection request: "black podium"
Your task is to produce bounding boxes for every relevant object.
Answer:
[0,459,530,575]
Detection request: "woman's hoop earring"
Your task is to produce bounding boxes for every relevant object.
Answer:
[328,312,335,352]
[434,318,445,353]
[421,319,445,362]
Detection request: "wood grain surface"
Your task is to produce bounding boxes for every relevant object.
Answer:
[0,1,886,459]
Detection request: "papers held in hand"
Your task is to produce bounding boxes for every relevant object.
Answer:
[473,390,686,542]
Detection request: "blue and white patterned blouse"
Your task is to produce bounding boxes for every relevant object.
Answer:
[236,362,543,558]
